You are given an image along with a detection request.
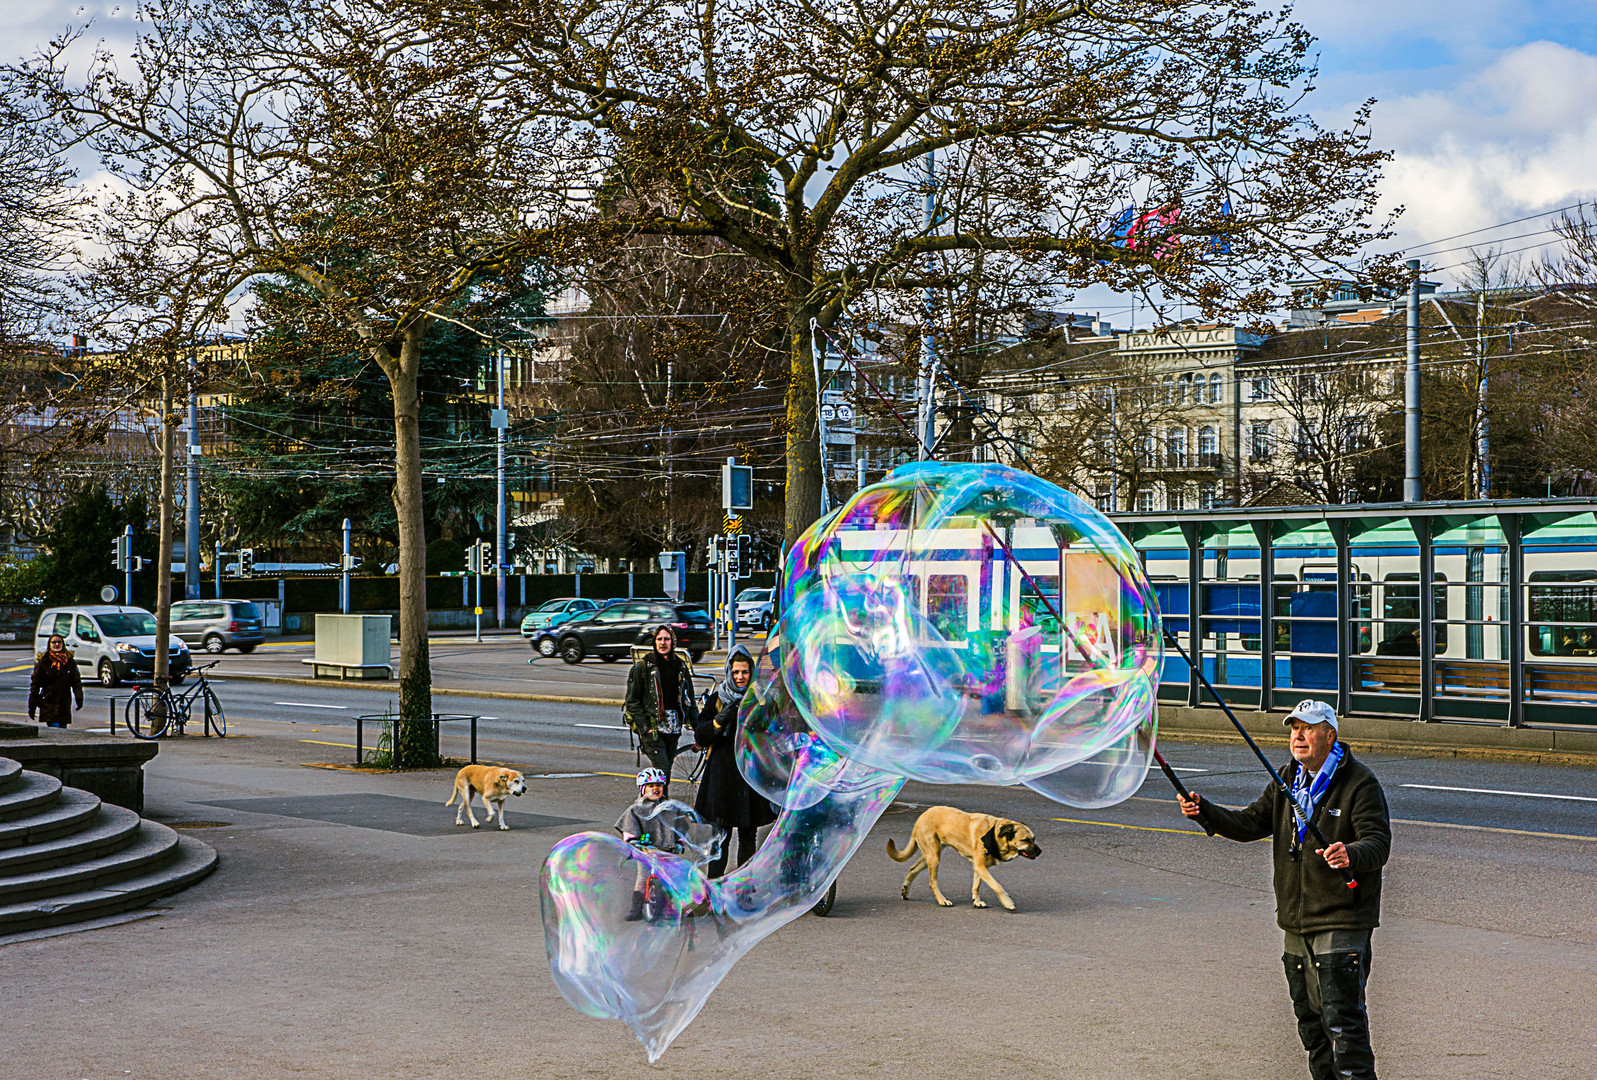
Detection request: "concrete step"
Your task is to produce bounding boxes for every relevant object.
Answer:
[0,788,101,851]
[0,771,62,823]
[0,821,179,905]
[0,804,141,878]
[0,756,20,794]
[0,834,217,938]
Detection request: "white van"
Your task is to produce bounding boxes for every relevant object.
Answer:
[34,606,192,687]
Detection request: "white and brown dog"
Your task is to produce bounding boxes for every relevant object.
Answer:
[887,805,1042,910]
[445,765,527,830]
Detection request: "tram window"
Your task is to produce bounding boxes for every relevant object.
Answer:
[927,575,969,641]
[1020,575,1060,632]
[1529,570,1597,657]
[1381,573,1447,653]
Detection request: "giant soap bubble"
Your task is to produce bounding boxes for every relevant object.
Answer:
[542,462,1161,1059]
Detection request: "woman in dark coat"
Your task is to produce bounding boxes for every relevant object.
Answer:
[29,633,83,728]
[624,624,697,795]
[694,644,777,877]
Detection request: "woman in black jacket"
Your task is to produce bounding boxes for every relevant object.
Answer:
[693,644,776,877]
[29,634,83,728]
[624,624,697,794]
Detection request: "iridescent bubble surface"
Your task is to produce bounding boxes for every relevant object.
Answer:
[541,462,1161,1059]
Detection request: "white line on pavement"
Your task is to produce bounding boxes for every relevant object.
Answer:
[574,723,622,730]
[273,702,349,710]
[1401,783,1597,803]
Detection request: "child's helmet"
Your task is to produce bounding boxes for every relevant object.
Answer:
[636,767,667,790]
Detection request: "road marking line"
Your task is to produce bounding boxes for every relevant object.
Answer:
[1,664,32,672]
[273,702,349,709]
[1167,766,1205,773]
[1401,783,1597,803]
[574,723,622,730]
[301,739,358,748]
[1052,817,1208,836]
[1391,817,1597,843]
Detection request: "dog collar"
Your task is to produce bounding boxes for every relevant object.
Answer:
[980,827,1002,862]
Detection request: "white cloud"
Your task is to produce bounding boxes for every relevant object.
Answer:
[1369,41,1597,278]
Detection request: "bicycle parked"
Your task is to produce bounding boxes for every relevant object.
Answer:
[124,660,227,739]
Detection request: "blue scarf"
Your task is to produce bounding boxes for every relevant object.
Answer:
[1289,742,1346,843]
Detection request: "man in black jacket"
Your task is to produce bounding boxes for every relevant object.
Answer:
[1178,699,1391,1080]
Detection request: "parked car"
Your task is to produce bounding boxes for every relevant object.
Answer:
[599,595,671,609]
[170,599,265,654]
[733,587,776,631]
[34,606,192,688]
[554,600,712,665]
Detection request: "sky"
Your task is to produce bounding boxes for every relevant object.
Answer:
[5,1,1597,323]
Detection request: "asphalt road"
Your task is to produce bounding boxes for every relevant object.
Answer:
[4,653,1592,842]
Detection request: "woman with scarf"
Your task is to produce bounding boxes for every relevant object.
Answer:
[693,644,776,878]
[624,624,697,795]
[29,633,83,728]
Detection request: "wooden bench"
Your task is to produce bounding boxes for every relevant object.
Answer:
[1525,662,1597,702]
[1354,657,1421,693]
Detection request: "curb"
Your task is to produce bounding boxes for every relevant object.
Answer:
[212,672,622,707]
[1157,726,1597,767]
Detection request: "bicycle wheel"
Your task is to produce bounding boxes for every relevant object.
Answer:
[811,880,837,917]
[201,687,226,737]
[124,689,171,740]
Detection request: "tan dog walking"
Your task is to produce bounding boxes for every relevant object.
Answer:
[887,805,1042,910]
[445,765,527,830]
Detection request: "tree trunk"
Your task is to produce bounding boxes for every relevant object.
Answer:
[387,323,437,768]
[154,375,176,695]
[783,302,822,549]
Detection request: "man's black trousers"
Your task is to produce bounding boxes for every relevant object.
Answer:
[1282,929,1377,1080]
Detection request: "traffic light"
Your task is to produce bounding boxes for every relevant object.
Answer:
[239,548,254,577]
[112,535,130,571]
[725,534,741,577]
[340,554,360,571]
[466,544,481,575]
[478,541,494,575]
[736,535,752,578]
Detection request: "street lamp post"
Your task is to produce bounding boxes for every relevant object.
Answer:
[341,517,352,615]
[495,349,507,629]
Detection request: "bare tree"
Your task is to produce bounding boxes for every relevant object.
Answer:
[15,1,561,750]
[429,0,1395,543]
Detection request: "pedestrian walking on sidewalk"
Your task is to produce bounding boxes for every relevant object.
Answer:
[624,625,696,795]
[1177,700,1392,1080]
[694,644,776,877]
[29,634,83,728]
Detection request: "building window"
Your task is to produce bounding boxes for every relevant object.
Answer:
[1248,375,1270,402]
[1168,427,1187,467]
[1207,373,1222,404]
[1139,433,1158,468]
[1161,376,1175,405]
[1198,484,1217,509]
[1136,489,1156,513]
[1198,425,1217,459]
[1094,485,1114,513]
[1167,484,1186,512]
[1250,421,1272,461]
[1178,373,1193,404]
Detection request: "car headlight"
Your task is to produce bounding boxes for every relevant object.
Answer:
[177,642,189,652]
[116,642,140,654]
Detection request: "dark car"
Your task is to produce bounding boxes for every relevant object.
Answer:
[555,601,712,665]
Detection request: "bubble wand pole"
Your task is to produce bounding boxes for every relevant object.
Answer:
[1161,628,1356,889]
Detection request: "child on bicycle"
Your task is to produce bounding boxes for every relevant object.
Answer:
[617,767,689,921]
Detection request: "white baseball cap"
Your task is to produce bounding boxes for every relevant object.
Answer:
[1284,699,1338,732]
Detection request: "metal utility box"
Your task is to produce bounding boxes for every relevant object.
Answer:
[306,614,393,679]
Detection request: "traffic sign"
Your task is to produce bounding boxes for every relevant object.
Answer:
[724,514,742,534]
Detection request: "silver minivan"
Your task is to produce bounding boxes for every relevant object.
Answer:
[170,599,265,654]
[34,606,192,687]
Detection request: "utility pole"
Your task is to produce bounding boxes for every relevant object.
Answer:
[185,349,201,600]
[1404,258,1422,503]
[341,517,352,615]
[123,524,134,608]
[918,147,937,459]
[1475,287,1490,499]
[810,321,830,513]
[494,349,507,628]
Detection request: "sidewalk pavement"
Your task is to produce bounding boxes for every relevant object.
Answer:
[3,718,1592,1079]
